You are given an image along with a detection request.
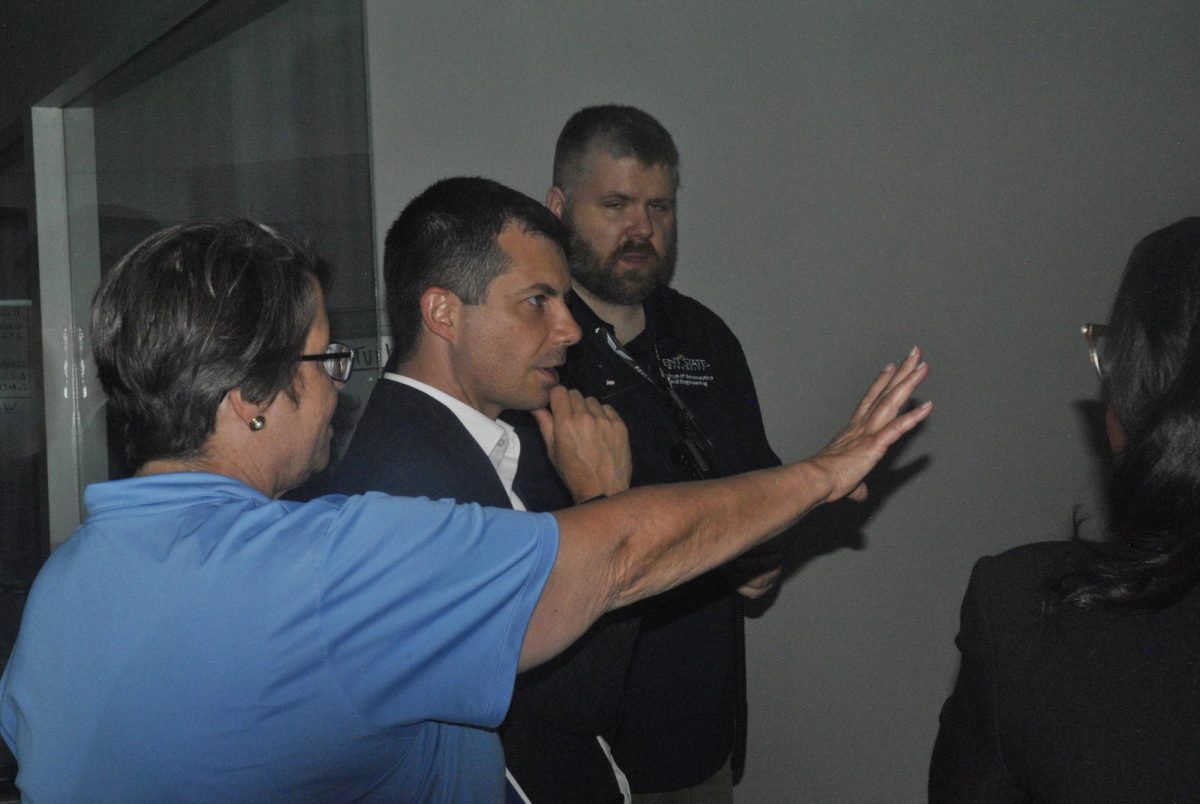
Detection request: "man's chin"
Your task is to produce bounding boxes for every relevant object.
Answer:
[577,275,657,306]
[609,281,658,306]
[502,387,555,414]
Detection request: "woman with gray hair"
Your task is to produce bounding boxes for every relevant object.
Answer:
[0,219,929,801]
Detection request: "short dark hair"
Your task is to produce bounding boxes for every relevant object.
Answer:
[91,220,330,469]
[1059,217,1200,610]
[552,104,680,194]
[383,176,568,364]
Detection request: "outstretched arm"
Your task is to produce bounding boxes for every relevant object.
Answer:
[519,347,932,670]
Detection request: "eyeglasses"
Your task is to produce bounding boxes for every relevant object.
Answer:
[297,342,355,383]
[1081,323,1107,380]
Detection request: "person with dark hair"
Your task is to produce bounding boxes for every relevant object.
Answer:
[331,176,638,801]
[930,217,1200,801]
[545,104,783,801]
[0,217,929,801]
[553,105,680,201]
[382,176,571,367]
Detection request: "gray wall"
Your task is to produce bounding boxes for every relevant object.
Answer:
[363,2,1200,800]
[8,1,1200,799]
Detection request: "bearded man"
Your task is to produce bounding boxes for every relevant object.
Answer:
[544,105,785,803]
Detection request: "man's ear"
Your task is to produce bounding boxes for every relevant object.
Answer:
[545,186,566,219]
[420,286,461,344]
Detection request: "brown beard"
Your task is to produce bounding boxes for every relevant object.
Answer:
[564,215,678,306]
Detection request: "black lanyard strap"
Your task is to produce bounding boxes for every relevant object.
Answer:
[593,326,717,480]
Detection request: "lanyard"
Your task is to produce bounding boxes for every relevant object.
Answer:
[593,326,717,480]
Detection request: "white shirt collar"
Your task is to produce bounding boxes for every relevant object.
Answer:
[383,373,525,510]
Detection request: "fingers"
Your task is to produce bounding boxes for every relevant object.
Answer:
[547,385,575,415]
[851,347,922,421]
[851,363,895,421]
[546,385,569,414]
[543,386,628,448]
[876,347,922,402]
[860,351,929,431]
[811,348,931,502]
[874,399,933,450]
[584,394,605,418]
[882,355,928,404]
[583,395,626,431]
[538,386,585,449]
[736,566,782,599]
[543,385,633,500]
[552,386,624,428]
[888,347,925,395]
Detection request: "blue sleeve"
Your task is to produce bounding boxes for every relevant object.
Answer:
[313,493,559,730]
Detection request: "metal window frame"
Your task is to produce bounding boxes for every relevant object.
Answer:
[31,0,293,546]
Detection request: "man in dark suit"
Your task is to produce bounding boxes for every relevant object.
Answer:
[330,177,636,803]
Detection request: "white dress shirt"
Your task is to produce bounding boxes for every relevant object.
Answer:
[383,373,526,510]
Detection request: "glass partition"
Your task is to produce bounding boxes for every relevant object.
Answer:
[0,123,48,642]
[53,0,376,517]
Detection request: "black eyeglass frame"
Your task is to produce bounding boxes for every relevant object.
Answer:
[1081,323,1107,381]
[297,342,355,383]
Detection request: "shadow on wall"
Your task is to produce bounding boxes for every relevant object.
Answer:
[742,419,932,618]
[921,399,1115,703]
[746,396,1118,617]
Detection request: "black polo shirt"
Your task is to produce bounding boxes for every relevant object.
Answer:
[561,285,781,792]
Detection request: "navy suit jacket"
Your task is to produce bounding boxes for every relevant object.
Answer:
[329,378,634,803]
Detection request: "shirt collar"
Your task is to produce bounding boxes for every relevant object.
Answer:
[567,286,664,350]
[383,373,525,509]
[84,472,269,519]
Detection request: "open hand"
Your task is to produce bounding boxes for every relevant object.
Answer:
[809,346,932,503]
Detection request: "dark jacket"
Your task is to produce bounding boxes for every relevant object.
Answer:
[931,540,1200,803]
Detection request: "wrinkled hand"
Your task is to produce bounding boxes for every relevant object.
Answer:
[808,346,932,503]
[533,386,632,503]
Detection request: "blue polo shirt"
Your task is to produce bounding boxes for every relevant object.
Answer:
[0,473,558,801]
